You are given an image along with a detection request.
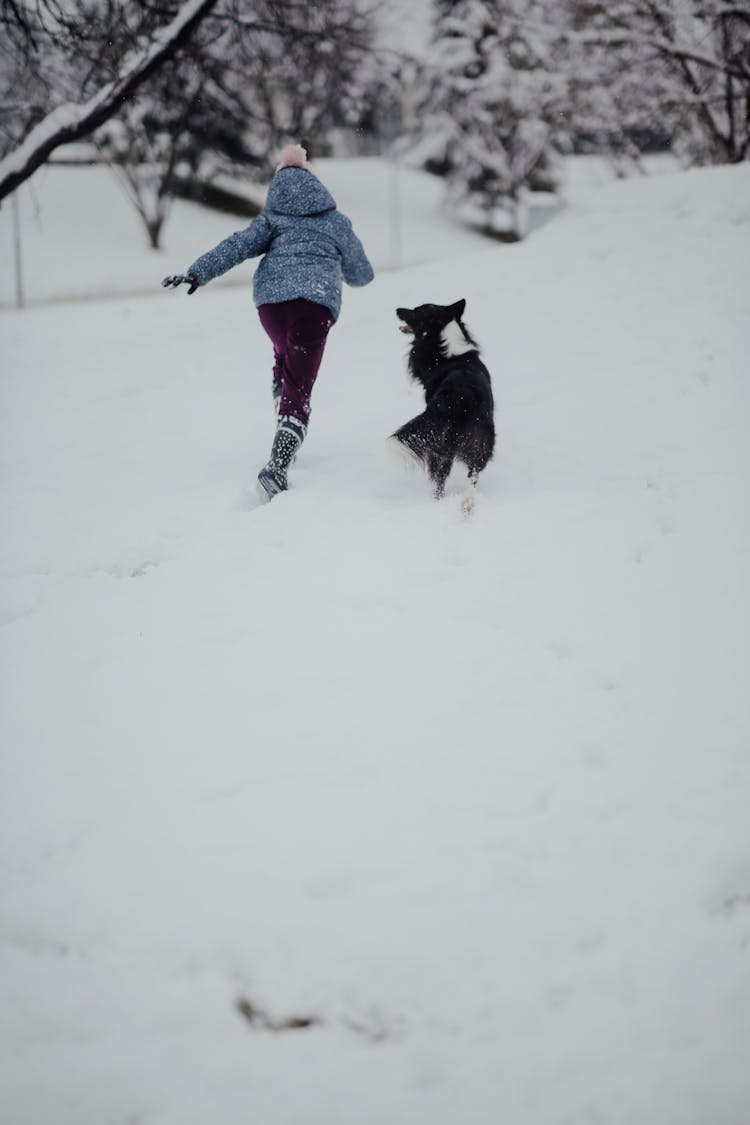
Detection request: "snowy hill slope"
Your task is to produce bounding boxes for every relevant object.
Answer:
[1,163,749,1125]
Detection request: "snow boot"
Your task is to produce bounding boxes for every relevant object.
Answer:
[256,415,307,500]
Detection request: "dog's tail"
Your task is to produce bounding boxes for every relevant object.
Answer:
[389,408,450,469]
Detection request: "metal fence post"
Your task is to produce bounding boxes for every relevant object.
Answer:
[12,188,24,309]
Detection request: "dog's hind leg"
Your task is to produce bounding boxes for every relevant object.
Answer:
[461,468,479,515]
[427,453,452,500]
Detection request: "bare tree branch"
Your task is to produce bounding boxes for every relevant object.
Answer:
[0,0,218,202]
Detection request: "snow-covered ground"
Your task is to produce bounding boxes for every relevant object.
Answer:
[1,159,749,1125]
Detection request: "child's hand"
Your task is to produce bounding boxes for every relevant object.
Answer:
[161,273,198,294]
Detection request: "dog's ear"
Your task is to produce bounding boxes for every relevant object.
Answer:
[450,299,466,320]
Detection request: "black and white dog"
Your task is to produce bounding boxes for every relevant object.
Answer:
[390,299,495,510]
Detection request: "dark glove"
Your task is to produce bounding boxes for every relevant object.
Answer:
[162,273,199,294]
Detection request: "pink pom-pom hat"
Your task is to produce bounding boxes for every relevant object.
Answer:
[275,144,313,172]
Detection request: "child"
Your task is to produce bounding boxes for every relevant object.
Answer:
[163,144,374,500]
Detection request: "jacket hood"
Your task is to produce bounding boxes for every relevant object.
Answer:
[265,167,336,216]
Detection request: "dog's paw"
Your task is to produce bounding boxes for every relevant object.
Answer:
[461,484,476,516]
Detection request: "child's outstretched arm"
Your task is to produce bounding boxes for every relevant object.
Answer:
[170,214,275,292]
[162,273,198,293]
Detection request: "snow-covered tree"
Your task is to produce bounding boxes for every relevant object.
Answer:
[1,0,380,244]
[94,65,215,251]
[91,0,380,248]
[568,1,750,164]
[0,0,219,202]
[415,0,572,237]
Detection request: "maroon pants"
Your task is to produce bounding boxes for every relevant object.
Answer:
[257,299,333,425]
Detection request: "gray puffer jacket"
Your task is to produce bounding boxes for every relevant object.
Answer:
[188,168,374,321]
